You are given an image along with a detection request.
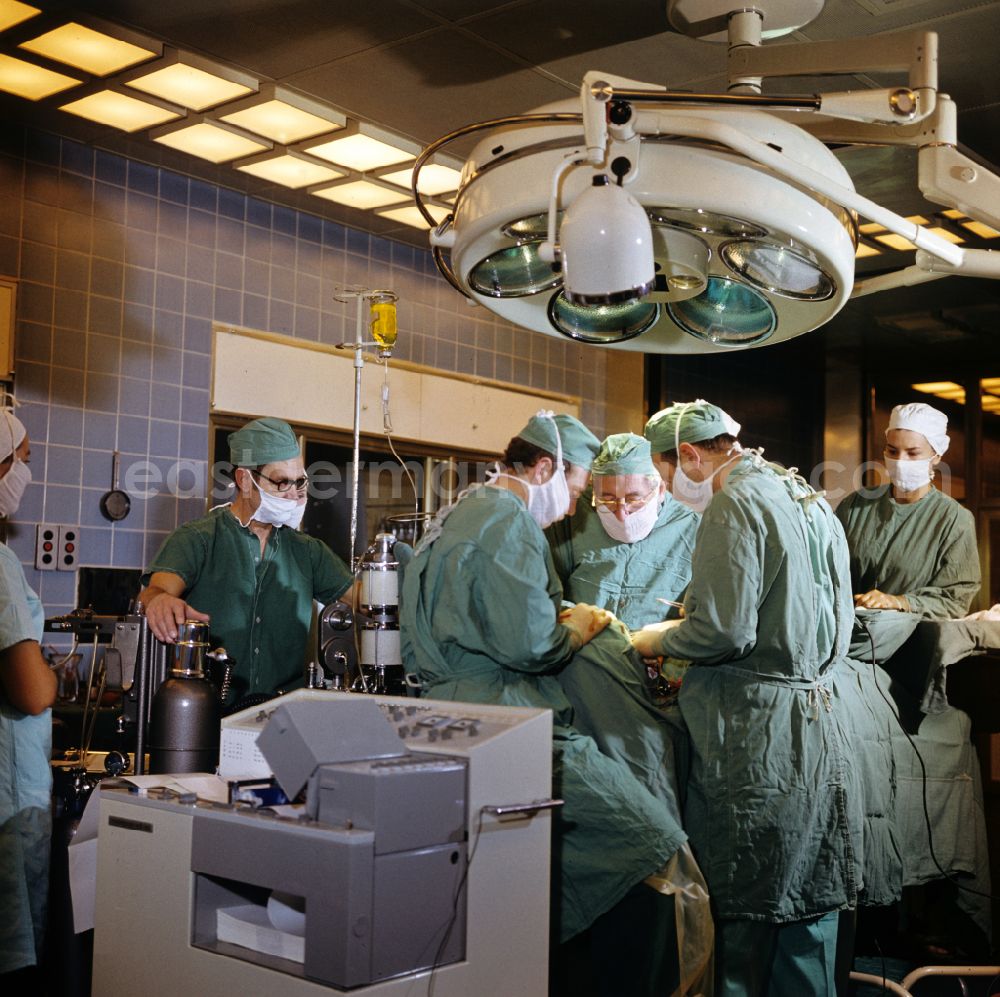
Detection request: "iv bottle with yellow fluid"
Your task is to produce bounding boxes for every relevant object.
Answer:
[370,292,397,356]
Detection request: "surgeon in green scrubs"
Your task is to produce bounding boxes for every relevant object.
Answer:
[835,401,980,618]
[549,433,698,630]
[632,400,862,997]
[140,417,352,702]
[401,412,689,996]
[0,411,57,982]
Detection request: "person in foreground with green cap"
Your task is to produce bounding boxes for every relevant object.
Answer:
[401,411,694,996]
[549,432,698,630]
[633,399,865,997]
[140,416,352,703]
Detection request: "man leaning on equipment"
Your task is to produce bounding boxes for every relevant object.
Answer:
[139,417,352,703]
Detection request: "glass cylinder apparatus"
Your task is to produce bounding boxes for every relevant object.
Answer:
[359,532,399,611]
[369,292,398,357]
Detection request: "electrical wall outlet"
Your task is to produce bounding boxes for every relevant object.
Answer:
[35,524,57,571]
[57,525,79,571]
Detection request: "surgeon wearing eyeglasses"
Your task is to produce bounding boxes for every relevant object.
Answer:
[548,433,698,631]
[139,417,353,702]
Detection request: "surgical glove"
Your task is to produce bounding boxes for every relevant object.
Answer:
[630,618,683,659]
[559,603,613,649]
[854,589,910,612]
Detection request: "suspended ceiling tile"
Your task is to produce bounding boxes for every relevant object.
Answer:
[287,28,573,142]
[65,0,441,78]
[462,0,675,68]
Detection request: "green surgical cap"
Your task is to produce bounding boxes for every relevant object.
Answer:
[228,417,300,467]
[644,399,741,453]
[592,433,656,477]
[517,411,600,469]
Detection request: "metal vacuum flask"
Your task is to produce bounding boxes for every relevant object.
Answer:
[149,621,220,774]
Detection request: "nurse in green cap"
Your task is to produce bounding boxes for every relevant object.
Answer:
[633,400,864,997]
[550,432,698,630]
[139,416,352,702]
[401,411,689,995]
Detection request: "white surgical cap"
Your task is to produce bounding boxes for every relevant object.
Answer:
[887,402,949,456]
[0,411,26,463]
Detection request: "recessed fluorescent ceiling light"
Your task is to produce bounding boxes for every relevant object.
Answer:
[221,99,341,144]
[0,53,79,99]
[859,222,886,235]
[311,180,407,209]
[375,204,450,230]
[981,377,1000,390]
[20,22,156,76]
[855,243,880,259]
[60,90,180,131]
[126,63,253,111]
[153,121,268,162]
[0,0,40,32]
[962,220,1000,239]
[925,226,964,244]
[381,164,462,195]
[874,233,916,251]
[307,134,414,171]
[912,381,962,393]
[238,154,343,189]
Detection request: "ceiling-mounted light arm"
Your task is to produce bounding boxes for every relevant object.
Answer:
[587,79,918,127]
[851,266,947,298]
[728,28,938,121]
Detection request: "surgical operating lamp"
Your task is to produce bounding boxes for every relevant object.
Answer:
[413,0,1000,351]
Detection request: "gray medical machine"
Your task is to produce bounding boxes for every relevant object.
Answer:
[92,691,556,997]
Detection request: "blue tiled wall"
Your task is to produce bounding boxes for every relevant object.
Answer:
[0,127,610,615]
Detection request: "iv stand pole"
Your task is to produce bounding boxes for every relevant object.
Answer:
[350,293,365,572]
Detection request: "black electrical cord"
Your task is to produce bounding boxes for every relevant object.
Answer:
[425,806,487,997]
[859,617,998,903]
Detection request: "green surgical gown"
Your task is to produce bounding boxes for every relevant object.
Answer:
[0,543,51,973]
[654,457,864,923]
[142,505,352,701]
[548,495,698,630]
[400,486,687,941]
[835,486,980,619]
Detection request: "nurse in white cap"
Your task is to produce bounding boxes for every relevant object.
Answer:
[0,407,57,979]
[835,401,980,617]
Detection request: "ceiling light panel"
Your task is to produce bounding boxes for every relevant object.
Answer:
[874,233,916,251]
[126,62,254,111]
[221,99,342,144]
[855,243,880,258]
[912,381,962,393]
[307,133,415,171]
[376,203,450,229]
[380,164,462,196]
[152,121,268,163]
[60,90,181,131]
[237,153,343,189]
[961,220,1000,239]
[19,22,157,76]
[0,53,79,99]
[0,0,39,33]
[311,180,408,210]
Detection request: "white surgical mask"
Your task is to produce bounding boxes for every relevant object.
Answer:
[597,491,660,543]
[671,405,741,513]
[525,464,570,529]
[885,456,933,494]
[487,412,571,529]
[0,458,30,518]
[249,475,306,529]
